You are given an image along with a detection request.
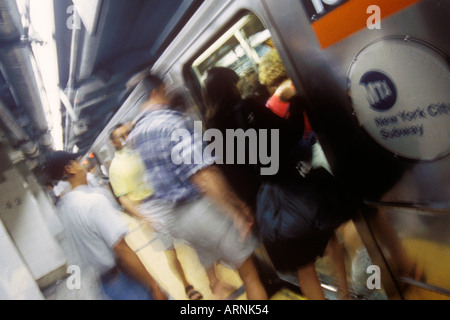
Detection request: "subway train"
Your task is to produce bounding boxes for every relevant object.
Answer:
[0,0,448,300]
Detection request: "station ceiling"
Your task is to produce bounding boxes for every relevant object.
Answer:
[0,0,203,177]
[54,0,203,154]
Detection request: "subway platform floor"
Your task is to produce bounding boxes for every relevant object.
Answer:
[44,209,449,300]
[42,212,306,300]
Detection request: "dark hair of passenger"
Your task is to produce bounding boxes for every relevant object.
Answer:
[203,67,241,128]
[109,123,125,140]
[142,74,164,94]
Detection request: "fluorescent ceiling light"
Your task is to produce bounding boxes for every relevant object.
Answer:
[16,0,64,150]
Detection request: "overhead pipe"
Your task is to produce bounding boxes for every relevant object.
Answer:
[0,0,23,41]
[63,1,108,151]
[0,0,51,145]
[63,12,82,152]
[0,44,49,133]
[70,0,108,82]
[0,98,40,158]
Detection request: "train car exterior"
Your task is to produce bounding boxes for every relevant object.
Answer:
[38,0,446,300]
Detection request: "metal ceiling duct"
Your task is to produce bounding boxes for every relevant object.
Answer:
[0,0,23,40]
[61,0,106,152]
[0,44,49,133]
[0,0,51,148]
[0,98,39,158]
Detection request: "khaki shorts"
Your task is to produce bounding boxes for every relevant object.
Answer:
[169,196,260,270]
[138,200,176,250]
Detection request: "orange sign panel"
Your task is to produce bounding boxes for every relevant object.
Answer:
[309,0,421,49]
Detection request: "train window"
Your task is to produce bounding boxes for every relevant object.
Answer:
[191,13,275,99]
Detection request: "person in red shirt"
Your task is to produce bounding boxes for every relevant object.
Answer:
[259,49,313,141]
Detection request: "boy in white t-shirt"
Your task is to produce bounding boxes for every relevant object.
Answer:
[45,151,168,300]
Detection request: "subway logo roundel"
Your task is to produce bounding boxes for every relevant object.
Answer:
[348,37,450,161]
[359,70,397,112]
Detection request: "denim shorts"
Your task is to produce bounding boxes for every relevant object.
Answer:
[100,269,154,300]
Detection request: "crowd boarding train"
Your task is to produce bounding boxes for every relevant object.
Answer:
[0,0,448,300]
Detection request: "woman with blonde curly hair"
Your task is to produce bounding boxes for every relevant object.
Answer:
[258,49,296,119]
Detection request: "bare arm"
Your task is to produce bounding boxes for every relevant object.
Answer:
[113,238,168,300]
[118,195,144,220]
[118,195,158,228]
[190,165,254,240]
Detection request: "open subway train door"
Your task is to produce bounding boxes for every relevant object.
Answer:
[146,0,449,299]
[258,0,449,299]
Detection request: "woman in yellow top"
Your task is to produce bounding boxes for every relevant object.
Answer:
[108,123,204,300]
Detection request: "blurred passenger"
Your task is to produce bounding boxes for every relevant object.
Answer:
[126,73,268,300]
[83,157,103,187]
[45,181,59,205]
[258,49,314,143]
[45,151,168,300]
[108,122,204,300]
[204,67,305,184]
[53,179,72,199]
[203,67,353,300]
[78,158,121,209]
[169,91,189,113]
[258,48,333,174]
[238,69,270,103]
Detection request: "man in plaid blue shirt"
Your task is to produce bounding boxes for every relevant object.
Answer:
[126,74,268,300]
[128,108,207,204]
